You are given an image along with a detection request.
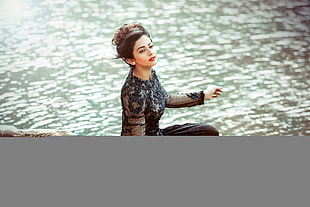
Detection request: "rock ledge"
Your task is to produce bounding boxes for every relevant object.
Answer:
[0,125,75,137]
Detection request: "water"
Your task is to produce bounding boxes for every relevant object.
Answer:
[0,0,309,136]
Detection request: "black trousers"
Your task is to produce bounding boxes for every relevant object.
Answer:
[161,123,219,136]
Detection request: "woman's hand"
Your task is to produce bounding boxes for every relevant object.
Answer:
[204,85,223,100]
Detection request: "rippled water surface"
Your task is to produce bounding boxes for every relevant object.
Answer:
[1,0,309,136]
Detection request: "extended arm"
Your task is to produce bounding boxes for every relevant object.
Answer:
[160,86,205,108]
[161,84,223,108]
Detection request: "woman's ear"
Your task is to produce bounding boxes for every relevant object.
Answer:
[125,58,136,66]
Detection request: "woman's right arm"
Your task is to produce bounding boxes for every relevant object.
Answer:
[121,92,146,136]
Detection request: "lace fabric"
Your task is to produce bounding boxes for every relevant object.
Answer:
[121,69,204,136]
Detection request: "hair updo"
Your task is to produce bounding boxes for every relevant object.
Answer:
[112,23,151,66]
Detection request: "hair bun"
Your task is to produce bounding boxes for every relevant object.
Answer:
[112,23,145,46]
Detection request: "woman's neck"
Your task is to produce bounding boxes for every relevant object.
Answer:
[132,66,152,80]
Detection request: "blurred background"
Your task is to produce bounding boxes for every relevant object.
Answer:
[0,0,309,136]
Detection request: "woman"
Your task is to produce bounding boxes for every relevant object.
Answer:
[112,23,223,136]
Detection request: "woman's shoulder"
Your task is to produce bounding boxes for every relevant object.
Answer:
[121,76,147,99]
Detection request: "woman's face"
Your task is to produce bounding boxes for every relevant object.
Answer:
[127,35,157,69]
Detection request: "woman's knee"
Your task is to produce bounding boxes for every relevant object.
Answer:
[200,124,219,136]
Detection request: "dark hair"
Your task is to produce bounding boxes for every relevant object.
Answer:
[112,23,151,67]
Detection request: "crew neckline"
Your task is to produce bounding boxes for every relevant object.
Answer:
[130,68,154,82]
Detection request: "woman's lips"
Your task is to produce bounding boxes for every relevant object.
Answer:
[149,56,156,61]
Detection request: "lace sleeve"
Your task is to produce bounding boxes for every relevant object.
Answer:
[161,85,205,108]
[121,90,146,136]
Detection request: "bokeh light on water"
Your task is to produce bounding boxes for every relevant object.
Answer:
[0,0,309,136]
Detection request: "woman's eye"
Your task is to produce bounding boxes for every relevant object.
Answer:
[139,49,145,53]
[149,45,153,49]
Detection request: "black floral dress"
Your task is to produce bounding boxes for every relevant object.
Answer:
[121,69,208,136]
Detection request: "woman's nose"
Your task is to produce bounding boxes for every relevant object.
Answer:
[148,48,154,56]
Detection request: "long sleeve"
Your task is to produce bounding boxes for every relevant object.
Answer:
[120,68,203,136]
[160,85,205,108]
[121,91,146,136]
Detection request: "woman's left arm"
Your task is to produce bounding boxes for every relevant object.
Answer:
[161,85,223,108]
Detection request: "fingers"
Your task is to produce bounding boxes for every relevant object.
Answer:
[215,87,223,92]
[204,86,224,100]
[211,87,223,98]
[214,87,223,94]
[212,93,221,98]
